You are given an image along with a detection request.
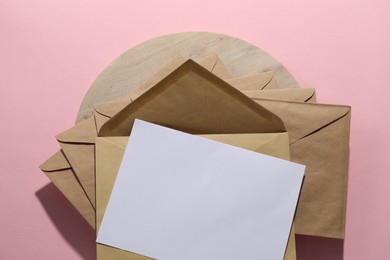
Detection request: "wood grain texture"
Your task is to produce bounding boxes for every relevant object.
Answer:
[77,32,298,123]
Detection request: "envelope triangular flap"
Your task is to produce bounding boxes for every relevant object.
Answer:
[94,113,111,133]
[94,98,131,118]
[196,53,218,71]
[256,99,350,144]
[99,60,286,137]
[56,117,97,144]
[210,56,233,79]
[39,150,71,172]
[196,53,233,79]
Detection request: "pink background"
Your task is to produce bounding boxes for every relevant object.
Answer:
[1,0,389,259]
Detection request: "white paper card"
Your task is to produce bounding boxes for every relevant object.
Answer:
[97,119,305,260]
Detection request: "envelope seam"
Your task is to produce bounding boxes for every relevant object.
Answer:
[210,59,218,73]
[304,90,316,102]
[60,150,96,210]
[261,74,273,90]
[93,113,99,133]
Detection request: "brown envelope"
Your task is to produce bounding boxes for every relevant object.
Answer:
[194,53,233,79]
[39,150,95,228]
[47,76,311,226]
[98,59,285,137]
[44,58,288,229]
[244,88,316,103]
[94,98,131,132]
[95,133,297,260]
[254,99,351,239]
[95,54,232,131]
[93,62,284,133]
[56,117,97,208]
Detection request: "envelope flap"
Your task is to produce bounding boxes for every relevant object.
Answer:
[212,56,233,79]
[39,150,71,172]
[99,60,286,137]
[196,53,218,71]
[56,117,97,144]
[94,98,131,118]
[249,88,315,102]
[226,71,274,91]
[197,53,232,79]
[256,99,351,143]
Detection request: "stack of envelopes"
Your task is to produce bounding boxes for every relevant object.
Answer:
[40,54,351,260]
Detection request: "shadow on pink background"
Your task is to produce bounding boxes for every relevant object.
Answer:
[1,0,389,259]
[35,184,96,259]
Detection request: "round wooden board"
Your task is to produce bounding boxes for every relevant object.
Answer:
[77,32,298,123]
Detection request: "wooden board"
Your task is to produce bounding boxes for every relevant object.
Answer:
[77,32,298,123]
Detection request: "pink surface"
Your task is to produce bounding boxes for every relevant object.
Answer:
[1,0,389,259]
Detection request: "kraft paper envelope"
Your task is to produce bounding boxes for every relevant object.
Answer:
[95,133,297,260]
[56,116,98,208]
[98,59,285,137]
[50,82,310,227]
[96,54,231,131]
[94,65,286,133]
[194,53,233,79]
[94,60,282,132]
[244,88,316,103]
[45,85,315,229]
[39,151,95,228]
[48,56,289,217]
[56,55,226,208]
[254,99,351,239]
[94,98,131,132]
